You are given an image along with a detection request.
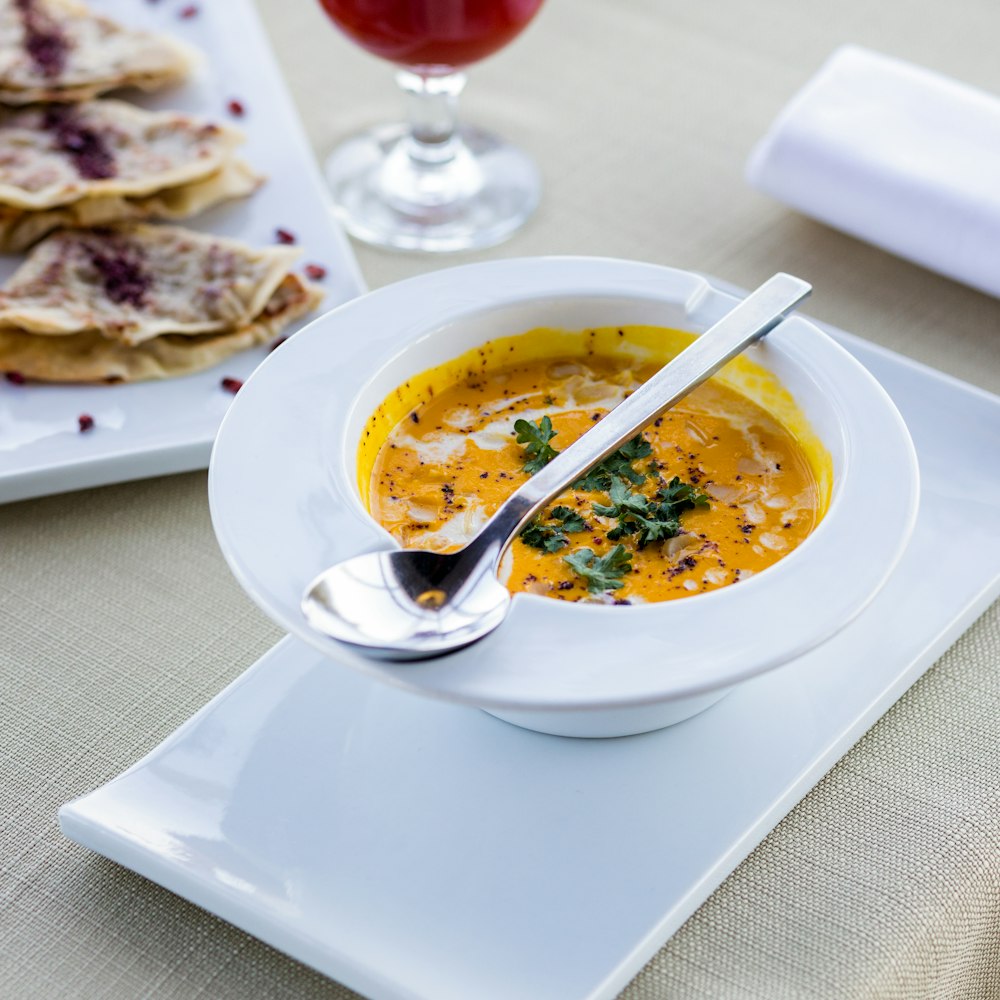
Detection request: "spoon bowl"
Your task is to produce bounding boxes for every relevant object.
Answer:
[302,272,812,660]
[302,545,512,659]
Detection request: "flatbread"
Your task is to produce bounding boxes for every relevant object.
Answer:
[0,158,261,251]
[0,101,249,210]
[0,0,194,105]
[0,223,300,345]
[0,273,323,382]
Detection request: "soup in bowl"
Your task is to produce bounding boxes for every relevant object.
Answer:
[209,258,919,737]
[360,324,833,607]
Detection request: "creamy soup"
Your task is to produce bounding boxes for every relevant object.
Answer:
[359,326,831,604]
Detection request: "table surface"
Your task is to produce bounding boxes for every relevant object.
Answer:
[3,1,999,999]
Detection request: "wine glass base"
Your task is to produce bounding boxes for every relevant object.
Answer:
[324,124,541,253]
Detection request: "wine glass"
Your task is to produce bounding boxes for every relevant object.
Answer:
[317,0,545,252]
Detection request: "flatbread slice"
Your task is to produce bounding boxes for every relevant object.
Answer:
[0,158,261,251]
[0,223,300,345]
[0,273,323,382]
[0,101,251,210]
[0,0,194,105]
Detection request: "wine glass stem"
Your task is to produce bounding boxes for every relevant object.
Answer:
[398,69,464,153]
[387,69,481,207]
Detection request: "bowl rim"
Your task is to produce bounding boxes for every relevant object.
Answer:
[209,256,920,714]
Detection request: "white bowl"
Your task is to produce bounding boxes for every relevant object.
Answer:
[209,258,919,737]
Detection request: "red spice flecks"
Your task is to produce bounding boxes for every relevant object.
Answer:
[304,263,327,281]
[5,371,26,384]
[78,413,95,432]
[85,240,152,309]
[221,377,243,394]
[275,227,296,245]
[226,98,245,117]
[43,107,116,180]
[268,337,287,353]
[178,4,198,18]
[14,0,69,78]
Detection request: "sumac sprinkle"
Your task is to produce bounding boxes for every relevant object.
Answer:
[221,377,243,394]
[14,0,68,78]
[227,98,245,117]
[78,413,94,432]
[275,227,296,245]
[44,107,116,180]
[85,242,151,308]
[304,263,327,280]
[5,371,26,385]
[178,4,198,18]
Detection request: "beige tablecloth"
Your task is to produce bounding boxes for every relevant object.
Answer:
[2,1,999,998]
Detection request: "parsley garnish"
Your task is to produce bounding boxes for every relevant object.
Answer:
[572,434,652,490]
[551,505,587,532]
[593,475,709,549]
[520,505,587,552]
[514,416,560,473]
[564,544,633,593]
[656,476,710,511]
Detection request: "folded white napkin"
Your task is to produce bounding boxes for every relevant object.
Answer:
[746,45,1000,298]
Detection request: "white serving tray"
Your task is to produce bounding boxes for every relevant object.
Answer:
[0,0,365,503]
[60,319,1000,1000]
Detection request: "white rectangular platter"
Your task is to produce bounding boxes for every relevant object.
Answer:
[0,0,365,504]
[60,321,1000,1000]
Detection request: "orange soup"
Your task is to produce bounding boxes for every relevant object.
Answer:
[360,326,831,604]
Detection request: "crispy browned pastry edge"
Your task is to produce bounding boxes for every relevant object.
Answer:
[0,160,262,252]
[0,274,324,383]
[0,18,196,106]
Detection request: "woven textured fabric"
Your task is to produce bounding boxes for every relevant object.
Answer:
[2,0,1000,997]
[624,610,1000,1000]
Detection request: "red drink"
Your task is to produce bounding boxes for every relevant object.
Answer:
[319,0,544,251]
[318,0,544,70]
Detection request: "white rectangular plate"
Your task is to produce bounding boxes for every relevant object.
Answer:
[0,0,365,504]
[60,322,1000,1000]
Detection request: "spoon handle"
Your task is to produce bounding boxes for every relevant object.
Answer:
[468,273,812,565]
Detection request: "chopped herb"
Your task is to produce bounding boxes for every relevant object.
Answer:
[520,505,587,552]
[550,506,586,532]
[514,415,560,473]
[656,476,710,511]
[620,436,654,462]
[564,544,633,593]
[573,434,652,490]
[593,475,709,549]
[521,523,569,552]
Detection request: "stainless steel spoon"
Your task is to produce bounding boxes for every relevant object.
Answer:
[302,273,811,660]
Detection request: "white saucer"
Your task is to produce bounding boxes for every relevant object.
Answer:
[60,319,1000,1000]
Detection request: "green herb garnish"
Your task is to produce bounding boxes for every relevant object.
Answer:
[656,476,710,511]
[593,475,709,549]
[550,505,587,532]
[514,416,560,474]
[520,505,587,552]
[572,434,652,490]
[564,544,633,593]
